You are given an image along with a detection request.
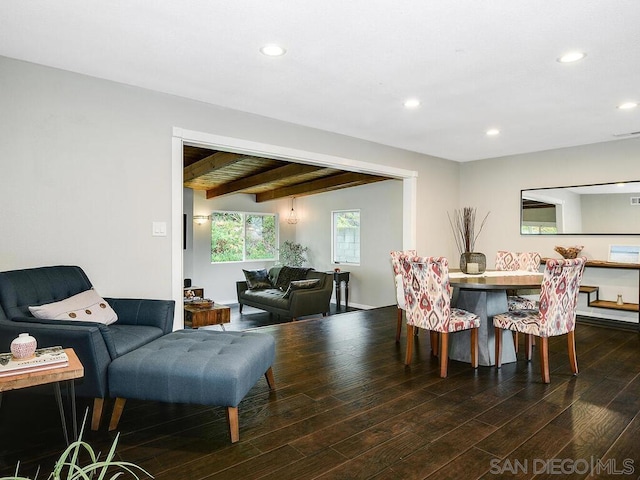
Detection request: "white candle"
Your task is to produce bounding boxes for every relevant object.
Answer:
[467,262,479,274]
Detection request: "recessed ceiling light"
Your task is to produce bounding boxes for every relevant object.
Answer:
[557,51,586,63]
[260,44,286,57]
[403,98,421,109]
[617,102,638,110]
[486,128,500,136]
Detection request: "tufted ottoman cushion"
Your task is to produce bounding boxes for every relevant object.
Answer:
[107,329,275,442]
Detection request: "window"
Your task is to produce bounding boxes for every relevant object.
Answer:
[211,211,277,263]
[521,223,558,235]
[332,210,360,264]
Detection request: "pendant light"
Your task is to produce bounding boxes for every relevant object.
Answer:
[287,197,298,224]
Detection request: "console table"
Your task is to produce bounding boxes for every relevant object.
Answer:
[327,271,350,310]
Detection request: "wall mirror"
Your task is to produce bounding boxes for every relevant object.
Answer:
[521,180,640,235]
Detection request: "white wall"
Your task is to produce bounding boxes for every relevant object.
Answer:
[460,137,640,322]
[0,56,458,317]
[294,180,404,308]
[582,193,640,233]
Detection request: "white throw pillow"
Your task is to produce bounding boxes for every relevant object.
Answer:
[29,289,118,325]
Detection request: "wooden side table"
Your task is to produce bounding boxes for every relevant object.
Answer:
[328,271,350,310]
[0,348,84,444]
[184,303,231,329]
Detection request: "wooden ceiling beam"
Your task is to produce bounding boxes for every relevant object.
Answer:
[183,152,245,182]
[205,164,326,199]
[255,172,389,202]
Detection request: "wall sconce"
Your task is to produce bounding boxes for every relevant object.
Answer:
[287,198,298,224]
[193,215,211,225]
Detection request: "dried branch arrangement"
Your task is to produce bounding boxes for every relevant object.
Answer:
[448,207,490,254]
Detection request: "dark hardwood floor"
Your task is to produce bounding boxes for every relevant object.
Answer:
[1,306,639,479]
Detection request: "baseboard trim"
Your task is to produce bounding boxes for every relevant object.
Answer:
[577,315,639,332]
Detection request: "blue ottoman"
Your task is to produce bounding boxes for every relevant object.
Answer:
[107,329,275,442]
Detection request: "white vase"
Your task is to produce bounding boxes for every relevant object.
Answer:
[11,333,37,359]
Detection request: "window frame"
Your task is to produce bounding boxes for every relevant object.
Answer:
[331,209,361,266]
[210,210,279,264]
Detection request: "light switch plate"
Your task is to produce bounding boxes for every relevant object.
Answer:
[152,221,167,237]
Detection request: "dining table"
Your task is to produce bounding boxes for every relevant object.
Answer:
[448,270,544,366]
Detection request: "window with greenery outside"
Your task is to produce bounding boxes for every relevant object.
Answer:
[211,212,277,263]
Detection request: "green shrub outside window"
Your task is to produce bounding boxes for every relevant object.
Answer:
[211,211,277,263]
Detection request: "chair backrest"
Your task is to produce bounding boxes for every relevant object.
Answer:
[0,265,93,319]
[400,256,452,332]
[390,250,416,276]
[495,251,541,272]
[390,250,416,307]
[538,257,586,337]
[518,252,542,272]
[495,251,520,271]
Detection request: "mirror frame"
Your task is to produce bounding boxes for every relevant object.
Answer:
[520,180,640,235]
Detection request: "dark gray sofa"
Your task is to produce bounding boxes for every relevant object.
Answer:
[0,265,174,430]
[236,266,333,320]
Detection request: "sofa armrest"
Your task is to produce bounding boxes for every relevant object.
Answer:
[10,315,118,358]
[287,273,333,317]
[0,317,113,398]
[104,298,175,334]
[236,281,249,302]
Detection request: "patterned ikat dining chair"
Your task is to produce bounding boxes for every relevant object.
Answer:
[401,256,479,377]
[496,250,543,353]
[390,250,416,342]
[495,250,542,311]
[493,257,586,383]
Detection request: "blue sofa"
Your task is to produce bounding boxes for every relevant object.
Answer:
[0,265,174,430]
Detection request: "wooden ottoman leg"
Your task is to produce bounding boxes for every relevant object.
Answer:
[92,397,104,431]
[227,406,240,443]
[265,367,276,390]
[108,398,127,431]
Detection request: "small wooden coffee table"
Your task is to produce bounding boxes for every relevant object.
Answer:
[184,302,231,329]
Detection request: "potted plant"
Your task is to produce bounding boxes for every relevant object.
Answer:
[448,207,490,274]
[277,240,308,267]
[1,413,150,480]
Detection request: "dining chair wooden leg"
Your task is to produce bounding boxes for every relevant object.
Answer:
[405,324,415,365]
[525,334,533,362]
[513,332,519,354]
[538,336,550,383]
[439,332,449,378]
[567,330,578,375]
[430,331,439,357]
[494,327,503,369]
[470,328,478,369]
[395,307,403,342]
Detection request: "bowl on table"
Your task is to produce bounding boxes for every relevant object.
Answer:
[554,246,583,259]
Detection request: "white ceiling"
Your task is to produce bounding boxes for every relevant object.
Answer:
[1,0,639,162]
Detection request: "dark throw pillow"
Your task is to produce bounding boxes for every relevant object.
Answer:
[283,278,320,298]
[275,266,313,291]
[242,269,273,290]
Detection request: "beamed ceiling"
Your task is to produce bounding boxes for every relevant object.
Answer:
[183,145,393,202]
